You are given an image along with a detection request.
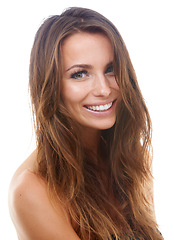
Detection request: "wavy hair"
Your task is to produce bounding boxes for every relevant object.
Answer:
[29,7,162,240]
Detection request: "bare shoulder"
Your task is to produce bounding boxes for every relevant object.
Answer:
[8,152,80,240]
[9,169,47,217]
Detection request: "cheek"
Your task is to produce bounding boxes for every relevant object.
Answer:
[61,83,85,108]
[109,77,120,91]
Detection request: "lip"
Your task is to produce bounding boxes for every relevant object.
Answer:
[83,99,117,116]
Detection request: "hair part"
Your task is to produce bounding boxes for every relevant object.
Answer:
[29,7,162,240]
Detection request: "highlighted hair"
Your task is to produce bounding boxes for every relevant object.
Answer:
[29,7,162,240]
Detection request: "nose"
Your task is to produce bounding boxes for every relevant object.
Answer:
[93,74,111,97]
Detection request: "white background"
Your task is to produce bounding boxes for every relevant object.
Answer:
[0,0,173,239]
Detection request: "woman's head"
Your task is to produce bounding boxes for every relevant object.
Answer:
[29,7,139,133]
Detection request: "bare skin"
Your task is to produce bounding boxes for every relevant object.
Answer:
[8,151,81,240]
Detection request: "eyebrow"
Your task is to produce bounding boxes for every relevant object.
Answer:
[66,61,114,72]
[66,64,93,72]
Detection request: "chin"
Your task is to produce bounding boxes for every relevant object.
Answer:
[99,125,115,130]
[93,120,116,130]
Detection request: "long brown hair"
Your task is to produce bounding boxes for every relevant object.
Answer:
[29,7,162,240]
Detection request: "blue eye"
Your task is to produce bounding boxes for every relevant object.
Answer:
[71,70,88,79]
[105,65,114,74]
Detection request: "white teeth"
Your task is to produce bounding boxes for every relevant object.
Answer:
[87,102,112,111]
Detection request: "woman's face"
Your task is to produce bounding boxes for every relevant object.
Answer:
[61,32,120,131]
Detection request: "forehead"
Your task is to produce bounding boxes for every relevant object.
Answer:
[61,32,113,66]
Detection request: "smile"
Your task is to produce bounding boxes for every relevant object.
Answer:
[85,101,113,111]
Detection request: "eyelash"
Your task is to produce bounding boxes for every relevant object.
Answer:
[105,65,114,74]
[71,70,88,79]
[70,65,114,80]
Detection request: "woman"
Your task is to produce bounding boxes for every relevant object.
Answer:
[8,7,163,240]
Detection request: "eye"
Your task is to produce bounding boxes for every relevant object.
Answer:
[71,70,88,79]
[105,65,114,75]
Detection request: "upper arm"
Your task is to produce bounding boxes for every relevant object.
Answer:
[8,171,80,240]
